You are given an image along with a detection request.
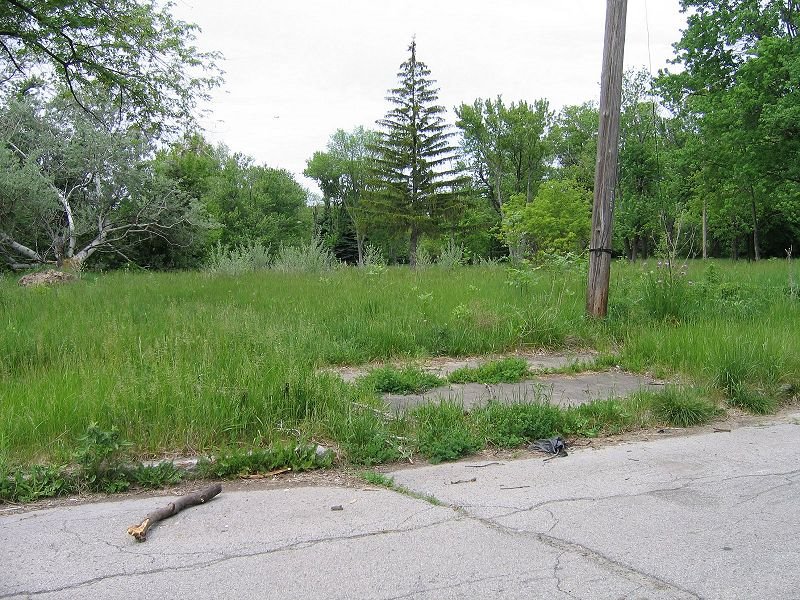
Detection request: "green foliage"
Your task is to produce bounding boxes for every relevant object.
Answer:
[563,399,644,437]
[338,411,401,466]
[272,238,340,273]
[196,442,332,478]
[359,471,396,487]
[130,462,183,489]
[411,401,481,463]
[369,40,467,266]
[473,402,563,447]
[501,180,591,256]
[456,96,554,217]
[651,387,719,427]
[657,1,800,260]
[358,366,443,394]
[357,471,441,505]
[0,93,209,271]
[726,384,778,415]
[0,464,74,503]
[0,0,222,135]
[448,357,529,384]
[74,423,132,492]
[305,127,378,265]
[435,240,467,269]
[1,261,796,474]
[206,157,311,251]
[204,241,271,275]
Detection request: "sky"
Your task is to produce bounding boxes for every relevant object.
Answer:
[170,1,689,195]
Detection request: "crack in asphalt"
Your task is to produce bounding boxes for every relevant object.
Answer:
[448,467,800,526]
[0,514,459,598]
[381,572,517,599]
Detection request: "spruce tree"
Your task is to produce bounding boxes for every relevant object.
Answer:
[369,40,465,266]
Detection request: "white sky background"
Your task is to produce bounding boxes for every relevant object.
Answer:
[170,1,688,195]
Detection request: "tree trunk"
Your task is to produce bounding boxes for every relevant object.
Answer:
[409,225,420,268]
[702,200,708,259]
[750,188,760,261]
[356,233,365,267]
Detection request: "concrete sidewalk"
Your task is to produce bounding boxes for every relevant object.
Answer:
[2,415,799,599]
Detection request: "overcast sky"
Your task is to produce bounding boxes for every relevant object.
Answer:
[170,1,688,195]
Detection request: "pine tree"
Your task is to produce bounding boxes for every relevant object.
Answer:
[369,40,465,266]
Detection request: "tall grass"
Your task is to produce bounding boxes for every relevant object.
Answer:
[1,259,798,466]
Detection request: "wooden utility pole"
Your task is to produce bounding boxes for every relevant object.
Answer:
[587,0,628,317]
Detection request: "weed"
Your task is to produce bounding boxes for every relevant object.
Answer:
[338,411,401,465]
[411,401,481,463]
[359,470,395,487]
[563,398,644,437]
[727,383,778,415]
[196,441,332,478]
[650,387,719,427]
[473,401,563,447]
[448,357,529,384]
[436,240,466,269]
[0,464,74,503]
[205,241,271,275]
[272,237,339,273]
[74,423,132,492]
[131,462,183,488]
[358,471,441,505]
[358,365,443,395]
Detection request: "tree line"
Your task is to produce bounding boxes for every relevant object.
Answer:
[1,0,798,271]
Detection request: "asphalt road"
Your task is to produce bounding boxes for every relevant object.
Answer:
[2,413,798,599]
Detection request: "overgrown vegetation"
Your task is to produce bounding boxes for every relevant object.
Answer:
[448,357,530,384]
[357,366,443,394]
[2,260,798,502]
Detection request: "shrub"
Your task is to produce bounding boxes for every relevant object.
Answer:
[436,240,466,269]
[272,237,339,273]
[204,241,271,275]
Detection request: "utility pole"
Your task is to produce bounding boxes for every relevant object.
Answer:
[587,0,628,317]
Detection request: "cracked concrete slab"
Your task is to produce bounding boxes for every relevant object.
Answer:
[327,351,596,384]
[385,371,662,411]
[3,415,798,599]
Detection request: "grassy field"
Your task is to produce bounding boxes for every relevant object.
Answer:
[1,259,798,473]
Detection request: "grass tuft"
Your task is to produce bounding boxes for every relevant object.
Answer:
[358,365,444,394]
[651,387,719,427]
[447,357,530,384]
[410,401,481,464]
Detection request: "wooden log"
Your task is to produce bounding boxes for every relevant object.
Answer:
[127,484,222,542]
